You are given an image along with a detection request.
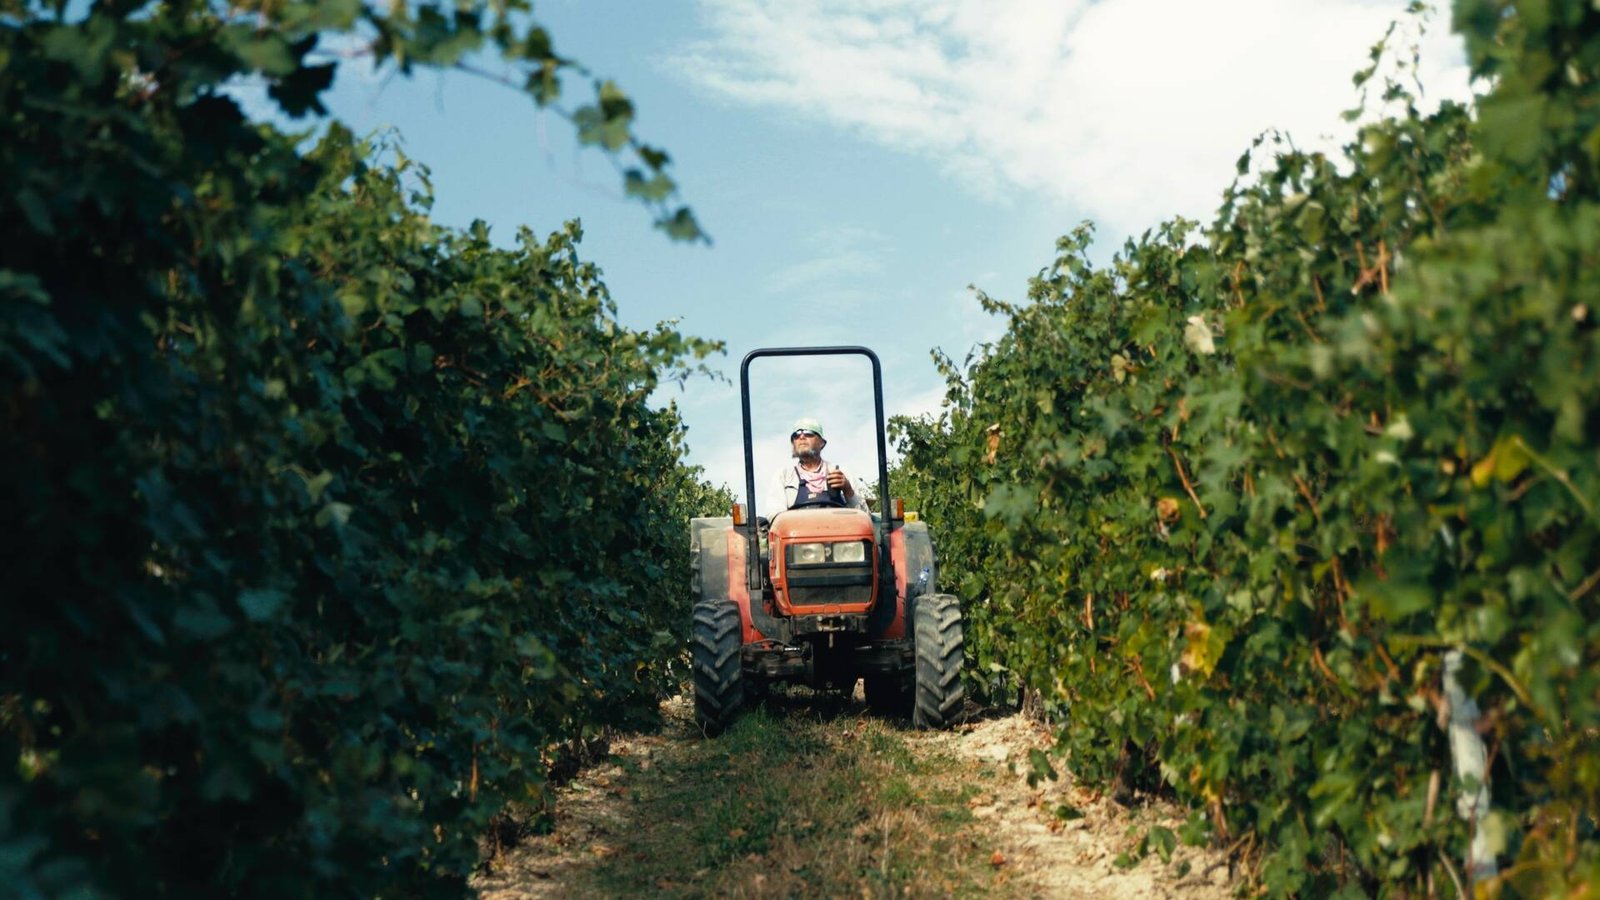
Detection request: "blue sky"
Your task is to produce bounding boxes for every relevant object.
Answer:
[265,0,1473,498]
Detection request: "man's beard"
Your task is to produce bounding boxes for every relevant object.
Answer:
[794,448,821,463]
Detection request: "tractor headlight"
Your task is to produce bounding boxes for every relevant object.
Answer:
[830,541,866,564]
[790,542,827,565]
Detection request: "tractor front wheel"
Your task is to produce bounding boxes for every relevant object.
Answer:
[911,593,965,729]
[692,599,745,734]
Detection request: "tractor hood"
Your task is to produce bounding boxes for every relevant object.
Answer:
[769,507,874,542]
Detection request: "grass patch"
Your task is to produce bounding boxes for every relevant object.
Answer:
[542,690,1009,898]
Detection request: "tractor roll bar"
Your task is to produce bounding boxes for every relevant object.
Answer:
[739,346,892,592]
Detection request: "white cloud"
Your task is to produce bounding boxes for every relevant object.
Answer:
[950,282,1008,350]
[763,225,890,294]
[890,381,953,426]
[765,254,880,294]
[671,0,1473,236]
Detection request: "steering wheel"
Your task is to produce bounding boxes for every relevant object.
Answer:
[790,494,847,510]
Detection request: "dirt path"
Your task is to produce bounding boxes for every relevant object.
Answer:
[475,692,1238,898]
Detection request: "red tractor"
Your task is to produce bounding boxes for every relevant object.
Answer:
[688,346,965,733]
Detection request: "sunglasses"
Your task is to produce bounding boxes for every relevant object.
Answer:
[791,430,820,439]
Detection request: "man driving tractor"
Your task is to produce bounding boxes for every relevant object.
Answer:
[689,347,964,734]
[768,416,868,513]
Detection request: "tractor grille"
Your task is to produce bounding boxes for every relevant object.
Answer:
[787,563,872,607]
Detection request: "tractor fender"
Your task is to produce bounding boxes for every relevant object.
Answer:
[692,516,792,644]
[877,520,937,640]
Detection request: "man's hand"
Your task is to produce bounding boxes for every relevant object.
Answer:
[826,466,851,497]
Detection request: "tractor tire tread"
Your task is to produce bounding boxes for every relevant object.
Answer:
[912,593,965,729]
[692,599,745,735]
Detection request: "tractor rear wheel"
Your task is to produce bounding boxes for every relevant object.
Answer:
[911,593,965,729]
[692,599,745,734]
